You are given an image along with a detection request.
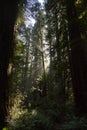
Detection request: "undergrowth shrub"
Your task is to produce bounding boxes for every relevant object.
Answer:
[10,109,53,130]
[61,116,87,130]
[37,98,65,123]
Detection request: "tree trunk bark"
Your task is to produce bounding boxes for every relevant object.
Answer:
[0,1,19,128]
[0,20,14,130]
[66,0,87,115]
[55,6,65,105]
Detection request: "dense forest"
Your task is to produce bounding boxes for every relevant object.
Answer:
[0,0,87,130]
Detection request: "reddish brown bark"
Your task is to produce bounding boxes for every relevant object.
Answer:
[0,1,19,128]
[66,0,87,115]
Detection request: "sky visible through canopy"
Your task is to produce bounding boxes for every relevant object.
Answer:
[38,0,44,5]
[25,0,44,27]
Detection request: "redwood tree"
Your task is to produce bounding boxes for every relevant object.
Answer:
[0,1,25,129]
[66,0,87,115]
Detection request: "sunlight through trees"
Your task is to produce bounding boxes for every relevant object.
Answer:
[0,0,87,129]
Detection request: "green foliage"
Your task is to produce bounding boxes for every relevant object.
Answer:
[61,116,87,130]
[10,110,53,130]
[2,128,9,130]
[8,0,87,130]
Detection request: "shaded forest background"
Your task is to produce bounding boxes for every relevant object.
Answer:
[0,0,87,130]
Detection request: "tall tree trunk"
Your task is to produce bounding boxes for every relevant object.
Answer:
[0,24,15,129]
[55,5,65,104]
[49,33,53,94]
[0,1,19,128]
[40,31,47,97]
[66,0,87,115]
